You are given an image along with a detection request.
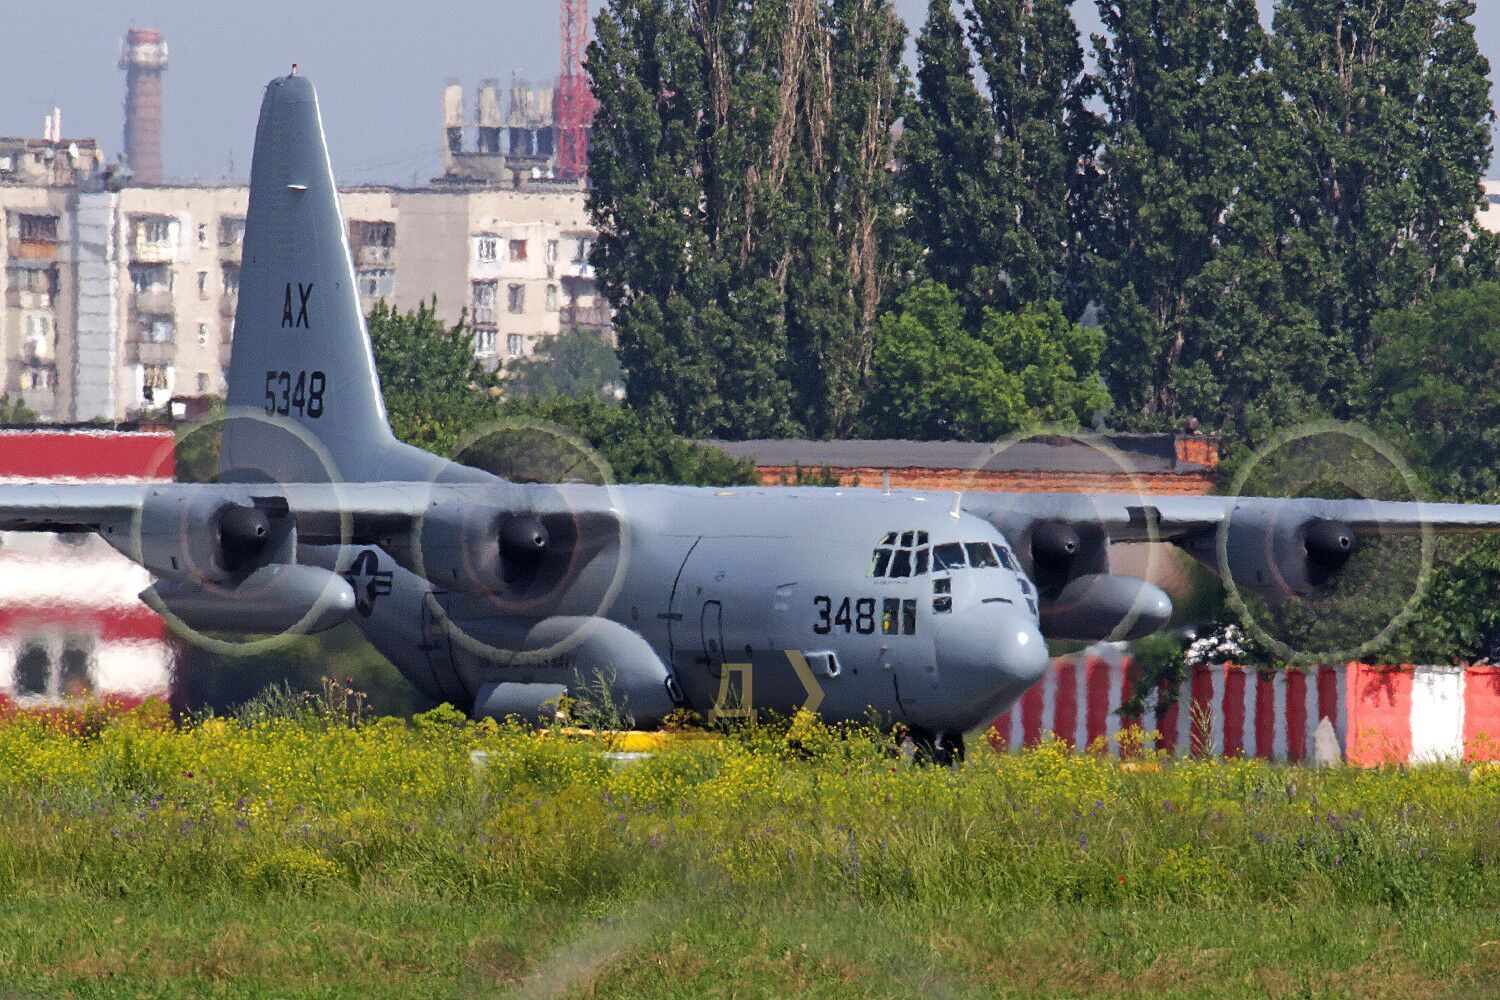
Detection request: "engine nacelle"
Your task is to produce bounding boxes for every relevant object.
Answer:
[1182,506,1358,598]
[143,564,355,635]
[1020,518,1111,598]
[408,502,557,596]
[134,488,291,583]
[1039,573,1173,642]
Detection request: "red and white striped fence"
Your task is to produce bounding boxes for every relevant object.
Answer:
[989,650,1500,766]
[0,429,176,712]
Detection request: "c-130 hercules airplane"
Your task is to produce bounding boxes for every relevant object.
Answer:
[5,74,1500,760]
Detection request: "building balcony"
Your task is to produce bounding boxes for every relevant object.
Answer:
[473,305,496,326]
[128,242,176,264]
[132,289,175,315]
[562,302,613,332]
[218,241,242,262]
[355,245,392,267]
[7,238,57,261]
[4,288,55,311]
[126,340,176,366]
[220,293,238,318]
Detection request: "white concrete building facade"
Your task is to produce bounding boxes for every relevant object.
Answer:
[0,183,606,421]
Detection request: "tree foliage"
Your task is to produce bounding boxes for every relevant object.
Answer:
[1368,281,1500,500]
[901,0,1095,321]
[865,282,1108,441]
[589,0,908,439]
[505,328,624,401]
[1273,0,1497,377]
[494,394,757,487]
[366,299,504,456]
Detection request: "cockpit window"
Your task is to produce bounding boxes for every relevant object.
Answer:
[932,542,965,571]
[992,543,1017,571]
[966,542,1000,569]
[870,531,932,578]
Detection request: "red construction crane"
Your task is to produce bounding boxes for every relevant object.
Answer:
[555,0,598,182]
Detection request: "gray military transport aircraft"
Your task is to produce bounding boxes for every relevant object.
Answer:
[5,73,1500,761]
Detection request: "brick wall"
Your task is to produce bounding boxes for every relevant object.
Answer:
[757,466,1220,496]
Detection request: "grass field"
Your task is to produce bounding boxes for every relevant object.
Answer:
[0,698,1497,999]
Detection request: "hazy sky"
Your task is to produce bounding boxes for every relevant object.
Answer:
[3,1,1498,185]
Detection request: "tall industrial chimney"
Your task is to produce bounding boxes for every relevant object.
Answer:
[119,27,168,184]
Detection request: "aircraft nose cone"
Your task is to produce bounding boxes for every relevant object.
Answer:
[936,604,1051,690]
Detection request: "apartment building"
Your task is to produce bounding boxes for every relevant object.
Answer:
[0,183,606,421]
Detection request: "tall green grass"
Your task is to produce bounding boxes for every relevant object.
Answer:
[0,701,1494,915]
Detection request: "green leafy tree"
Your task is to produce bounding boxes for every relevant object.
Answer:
[901,0,1095,321]
[865,281,1108,440]
[1089,0,1331,439]
[1368,281,1500,500]
[366,299,503,455]
[494,394,757,487]
[506,328,624,401]
[1272,0,1496,383]
[589,0,908,439]
[0,394,37,424]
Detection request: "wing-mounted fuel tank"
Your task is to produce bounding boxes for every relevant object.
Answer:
[468,617,678,727]
[131,487,356,636]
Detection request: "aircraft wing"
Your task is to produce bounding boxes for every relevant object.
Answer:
[0,479,620,544]
[962,493,1500,544]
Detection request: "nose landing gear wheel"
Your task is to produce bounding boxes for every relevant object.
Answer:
[909,728,966,766]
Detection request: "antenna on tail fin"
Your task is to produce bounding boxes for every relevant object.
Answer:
[219,73,442,484]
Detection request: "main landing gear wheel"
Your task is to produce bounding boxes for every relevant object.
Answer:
[909,728,966,766]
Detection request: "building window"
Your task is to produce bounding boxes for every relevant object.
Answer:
[350,220,395,247]
[17,214,58,242]
[9,265,57,300]
[545,284,559,311]
[197,372,210,394]
[357,268,394,298]
[197,323,208,347]
[472,280,497,324]
[507,284,525,314]
[197,270,209,298]
[476,236,498,263]
[141,364,171,402]
[130,263,172,295]
[508,239,528,262]
[221,263,240,295]
[572,237,591,263]
[197,222,209,249]
[19,365,57,391]
[24,313,51,347]
[474,329,497,355]
[141,315,175,344]
[140,217,176,246]
[218,216,246,247]
[546,239,559,264]
[507,333,524,358]
[14,644,49,697]
[59,641,93,698]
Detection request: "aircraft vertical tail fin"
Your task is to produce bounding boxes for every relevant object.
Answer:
[220,73,441,484]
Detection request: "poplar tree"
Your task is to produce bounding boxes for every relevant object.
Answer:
[1272,0,1496,382]
[1088,0,1327,437]
[900,0,1095,321]
[588,0,907,439]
